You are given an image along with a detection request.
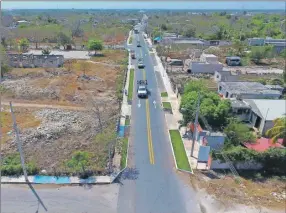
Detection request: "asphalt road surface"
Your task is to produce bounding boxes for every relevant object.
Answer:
[1,184,119,213]
[117,31,201,213]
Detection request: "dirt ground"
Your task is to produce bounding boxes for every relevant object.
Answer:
[190,171,286,212]
[0,50,126,174]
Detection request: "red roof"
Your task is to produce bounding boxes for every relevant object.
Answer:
[244,137,283,152]
[189,123,203,133]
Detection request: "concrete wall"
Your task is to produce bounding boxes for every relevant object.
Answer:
[8,54,64,68]
[190,62,223,74]
[211,160,263,170]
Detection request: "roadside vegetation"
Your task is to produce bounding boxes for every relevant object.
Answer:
[119,138,128,169]
[1,153,39,176]
[128,69,135,102]
[162,102,172,110]
[128,35,133,45]
[169,130,192,172]
[160,92,168,97]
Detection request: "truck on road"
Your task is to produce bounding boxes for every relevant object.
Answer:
[137,80,149,98]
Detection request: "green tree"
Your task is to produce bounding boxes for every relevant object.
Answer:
[266,117,286,146]
[0,46,12,78]
[183,26,196,38]
[57,32,72,50]
[18,38,29,52]
[180,81,231,130]
[87,39,103,55]
[249,46,274,64]
[161,23,168,31]
[183,79,207,94]
[42,48,51,55]
[66,151,90,174]
[224,118,256,147]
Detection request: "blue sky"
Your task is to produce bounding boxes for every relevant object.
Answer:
[2,1,286,10]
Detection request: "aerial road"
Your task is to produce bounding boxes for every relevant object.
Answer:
[117,28,201,213]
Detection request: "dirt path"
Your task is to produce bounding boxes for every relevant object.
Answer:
[1,101,86,111]
[87,60,122,67]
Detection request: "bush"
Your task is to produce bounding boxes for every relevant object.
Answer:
[2,153,39,176]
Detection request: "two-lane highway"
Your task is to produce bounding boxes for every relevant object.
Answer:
[117,31,200,213]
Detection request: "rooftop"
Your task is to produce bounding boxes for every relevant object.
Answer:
[220,81,281,95]
[230,99,251,109]
[244,99,286,120]
[265,85,284,90]
[244,137,283,152]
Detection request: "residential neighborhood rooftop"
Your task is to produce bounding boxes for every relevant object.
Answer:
[220,81,282,95]
[244,137,283,152]
[230,99,251,109]
[244,99,286,120]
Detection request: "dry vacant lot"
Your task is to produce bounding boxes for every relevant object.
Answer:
[0,50,127,175]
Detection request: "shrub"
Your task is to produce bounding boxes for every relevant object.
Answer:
[2,153,39,176]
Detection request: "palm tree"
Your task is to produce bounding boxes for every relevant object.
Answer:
[266,117,286,146]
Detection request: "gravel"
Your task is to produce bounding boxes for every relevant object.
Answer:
[2,78,60,100]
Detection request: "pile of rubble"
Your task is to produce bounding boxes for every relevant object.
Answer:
[7,109,96,149]
[1,78,60,100]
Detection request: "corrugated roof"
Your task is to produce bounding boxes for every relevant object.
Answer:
[244,99,286,120]
[220,81,281,95]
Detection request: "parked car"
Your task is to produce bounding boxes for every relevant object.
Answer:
[226,56,241,66]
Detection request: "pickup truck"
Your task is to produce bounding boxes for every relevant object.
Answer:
[137,80,148,98]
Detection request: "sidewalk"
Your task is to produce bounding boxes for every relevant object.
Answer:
[153,48,200,171]
[1,175,112,184]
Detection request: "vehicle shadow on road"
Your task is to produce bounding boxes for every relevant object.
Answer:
[115,167,139,185]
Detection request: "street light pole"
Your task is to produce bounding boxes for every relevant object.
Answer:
[191,93,200,157]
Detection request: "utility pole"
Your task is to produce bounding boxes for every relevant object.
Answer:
[10,102,29,181]
[0,3,3,212]
[191,93,200,157]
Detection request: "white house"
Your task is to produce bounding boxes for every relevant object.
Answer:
[218,81,281,99]
[231,99,286,135]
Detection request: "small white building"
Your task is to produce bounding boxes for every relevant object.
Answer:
[214,70,238,82]
[188,53,223,74]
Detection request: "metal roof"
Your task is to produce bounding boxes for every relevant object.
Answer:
[220,81,281,95]
[244,99,286,120]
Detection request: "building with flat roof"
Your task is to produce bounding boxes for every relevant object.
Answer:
[218,81,281,99]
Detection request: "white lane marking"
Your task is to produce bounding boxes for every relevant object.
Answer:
[153,100,157,109]
[137,99,141,108]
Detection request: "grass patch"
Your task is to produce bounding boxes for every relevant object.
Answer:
[128,69,134,102]
[161,92,168,97]
[169,130,192,172]
[162,102,172,110]
[128,35,133,45]
[125,117,130,126]
[120,138,128,169]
